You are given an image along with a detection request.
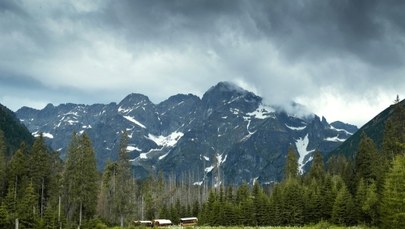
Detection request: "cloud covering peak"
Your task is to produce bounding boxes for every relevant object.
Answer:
[1,0,404,127]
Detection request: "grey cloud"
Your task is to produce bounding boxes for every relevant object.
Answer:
[1,0,405,126]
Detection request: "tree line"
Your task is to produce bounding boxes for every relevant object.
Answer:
[0,102,403,228]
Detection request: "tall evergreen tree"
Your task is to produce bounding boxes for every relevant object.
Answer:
[18,182,38,228]
[29,134,52,218]
[381,154,405,229]
[332,183,354,226]
[304,179,322,224]
[114,131,134,226]
[280,178,304,226]
[0,130,6,197]
[285,146,298,179]
[306,150,325,183]
[62,133,99,228]
[354,133,379,185]
[382,101,405,161]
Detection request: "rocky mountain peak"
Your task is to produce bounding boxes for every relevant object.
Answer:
[15,82,359,185]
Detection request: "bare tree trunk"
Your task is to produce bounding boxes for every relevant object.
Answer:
[41,178,45,218]
[58,196,62,229]
[78,202,82,229]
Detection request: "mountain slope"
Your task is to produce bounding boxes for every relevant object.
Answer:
[0,104,34,155]
[330,99,405,159]
[16,82,358,184]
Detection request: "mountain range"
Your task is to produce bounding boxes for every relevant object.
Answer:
[16,82,357,185]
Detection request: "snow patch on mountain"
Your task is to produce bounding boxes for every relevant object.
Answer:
[205,165,214,173]
[33,131,54,139]
[246,104,275,119]
[118,106,133,114]
[159,152,169,160]
[295,134,315,174]
[123,115,146,129]
[285,124,306,131]
[324,135,346,142]
[126,145,142,152]
[147,131,184,147]
[330,125,353,135]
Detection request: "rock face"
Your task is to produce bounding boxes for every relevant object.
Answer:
[16,82,357,185]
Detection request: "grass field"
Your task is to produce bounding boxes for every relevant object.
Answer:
[106,225,375,229]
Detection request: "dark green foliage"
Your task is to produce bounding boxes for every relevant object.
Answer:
[0,131,7,197]
[280,178,304,226]
[332,183,354,226]
[306,150,325,183]
[30,134,52,218]
[285,146,298,179]
[303,179,322,224]
[381,154,405,229]
[62,133,99,227]
[0,104,34,156]
[0,203,11,228]
[382,101,405,161]
[18,182,38,229]
[354,133,379,185]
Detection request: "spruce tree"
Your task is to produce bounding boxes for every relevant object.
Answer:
[381,154,405,229]
[319,174,335,220]
[0,130,6,197]
[354,133,378,185]
[285,146,298,179]
[0,202,10,228]
[114,131,133,226]
[306,150,325,183]
[332,183,354,226]
[280,178,304,226]
[30,134,52,218]
[304,178,322,224]
[18,182,38,228]
[62,133,99,228]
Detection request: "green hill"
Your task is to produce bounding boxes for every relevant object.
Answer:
[0,103,34,156]
[329,99,405,159]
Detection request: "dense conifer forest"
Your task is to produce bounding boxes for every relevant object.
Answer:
[0,102,404,228]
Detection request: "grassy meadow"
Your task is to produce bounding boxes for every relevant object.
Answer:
[105,225,375,229]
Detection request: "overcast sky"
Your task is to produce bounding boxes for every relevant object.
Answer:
[1,0,404,127]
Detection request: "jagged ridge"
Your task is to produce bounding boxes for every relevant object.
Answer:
[16,82,357,185]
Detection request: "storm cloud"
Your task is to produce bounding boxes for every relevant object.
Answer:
[1,0,404,126]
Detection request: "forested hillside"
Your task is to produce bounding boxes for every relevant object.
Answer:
[0,104,34,156]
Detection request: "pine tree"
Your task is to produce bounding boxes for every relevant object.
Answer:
[114,131,134,226]
[306,150,325,183]
[0,130,6,197]
[285,146,298,179]
[235,182,249,204]
[30,134,52,218]
[382,101,405,161]
[0,202,10,228]
[332,183,354,226]
[381,154,405,229]
[62,133,99,228]
[304,178,322,224]
[252,182,268,226]
[319,174,335,221]
[18,182,38,228]
[363,181,379,226]
[354,133,378,185]
[268,184,282,226]
[280,178,304,226]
